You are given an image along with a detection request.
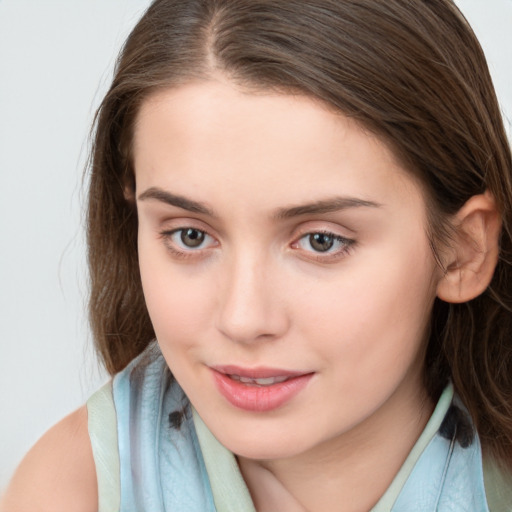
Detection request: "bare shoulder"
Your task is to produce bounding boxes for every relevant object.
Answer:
[0,406,98,512]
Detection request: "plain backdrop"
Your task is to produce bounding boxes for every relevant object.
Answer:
[1,0,511,492]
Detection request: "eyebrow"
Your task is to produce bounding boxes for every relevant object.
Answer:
[138,187,214,216]
[274,197,382,219]
[137,186,381,219]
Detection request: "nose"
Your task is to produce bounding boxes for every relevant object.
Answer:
[215,251,290,344]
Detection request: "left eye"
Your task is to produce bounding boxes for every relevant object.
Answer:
[168,228,214,250]
[297,232,351,253]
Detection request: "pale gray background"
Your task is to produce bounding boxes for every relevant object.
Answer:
[1,0,511,492]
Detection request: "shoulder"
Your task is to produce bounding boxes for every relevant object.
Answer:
[483,455,512,512]
[0,406,98,512]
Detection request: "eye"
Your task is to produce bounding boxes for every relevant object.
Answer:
[294,231,355,259]
[303,233,338,252]
[160,227,217,256]
[176,228,208,248]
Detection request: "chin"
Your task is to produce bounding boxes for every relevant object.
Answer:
[213,423,311,461]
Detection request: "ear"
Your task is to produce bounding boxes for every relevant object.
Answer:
[123,171,136,203]
[124,183,136,203]
[436,191,501,304]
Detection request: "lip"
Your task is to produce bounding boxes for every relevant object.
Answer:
[210,365,314,412]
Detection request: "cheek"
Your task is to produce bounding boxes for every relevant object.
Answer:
[138,236,215,346]
[294,238,437,378]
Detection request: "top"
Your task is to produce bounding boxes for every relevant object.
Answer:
[87,342,511,511]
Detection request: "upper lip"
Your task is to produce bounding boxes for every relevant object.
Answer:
[211,365,311,379]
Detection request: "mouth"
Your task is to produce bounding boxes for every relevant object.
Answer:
[228,374,290,386]
[210,365,314,412]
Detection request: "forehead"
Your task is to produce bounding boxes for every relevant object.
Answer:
[132,80,424,217]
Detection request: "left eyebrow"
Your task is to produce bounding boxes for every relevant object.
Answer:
[273,197,382,219]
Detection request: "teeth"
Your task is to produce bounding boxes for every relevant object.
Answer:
[229,375,289,386]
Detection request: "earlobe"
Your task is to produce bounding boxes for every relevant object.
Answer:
[436,191,501,304]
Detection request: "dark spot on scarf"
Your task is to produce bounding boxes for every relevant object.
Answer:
[439,404,474,448]
[169,409,186,430]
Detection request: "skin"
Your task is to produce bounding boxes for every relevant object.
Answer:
[1,78,500,511]
[0,406,97,512]
[134,79,442,511]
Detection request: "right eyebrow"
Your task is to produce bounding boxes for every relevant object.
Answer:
[137,187,215,216]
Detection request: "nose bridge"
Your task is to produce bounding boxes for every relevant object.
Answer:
[216,246,287,343]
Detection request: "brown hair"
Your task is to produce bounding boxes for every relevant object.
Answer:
[87,0,512,467]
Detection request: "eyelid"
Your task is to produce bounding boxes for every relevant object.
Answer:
[292,219,356,237]
[157,216,217,239]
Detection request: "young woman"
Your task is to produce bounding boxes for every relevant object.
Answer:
[3,0,512,510]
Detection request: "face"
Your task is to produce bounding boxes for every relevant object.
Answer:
[134,80,441,461]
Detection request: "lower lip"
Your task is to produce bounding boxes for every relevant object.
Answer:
[211,370,314,412]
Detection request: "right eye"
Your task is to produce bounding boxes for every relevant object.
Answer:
[160,227,218,257]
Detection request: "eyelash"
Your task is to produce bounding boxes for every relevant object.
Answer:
[159,227,355,262]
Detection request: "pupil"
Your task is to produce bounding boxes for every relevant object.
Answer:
[181,229,205,248]
[310,233,334,252]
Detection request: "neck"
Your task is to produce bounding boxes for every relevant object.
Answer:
[238,380,434,512]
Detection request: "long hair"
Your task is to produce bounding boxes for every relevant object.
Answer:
[87,0,512,468]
